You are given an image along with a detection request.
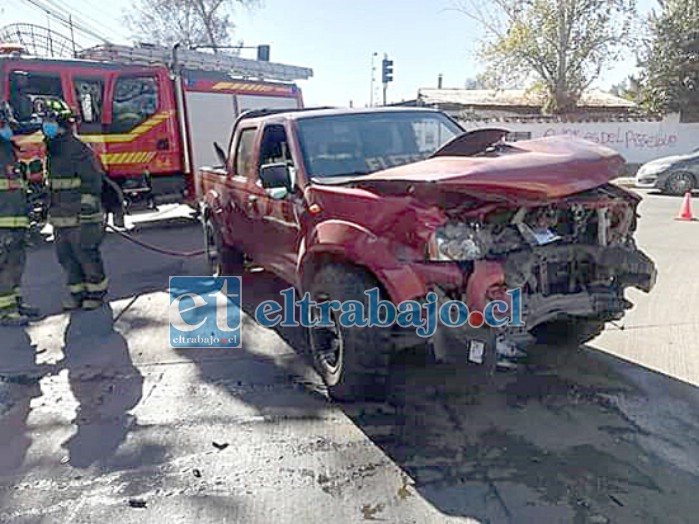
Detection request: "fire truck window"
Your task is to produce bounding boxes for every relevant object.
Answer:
[74,78,104,132]
[111,76,159,133]
[9,71,64,123]
[235,128,257,177]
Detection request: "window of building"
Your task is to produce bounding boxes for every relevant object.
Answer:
[111,75,159,133]
[235,128,257,177]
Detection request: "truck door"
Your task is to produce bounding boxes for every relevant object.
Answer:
[249,123,303,284]
[216,124,265,260]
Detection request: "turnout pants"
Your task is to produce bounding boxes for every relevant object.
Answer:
[55,223,108,306]
[0,229,26,317]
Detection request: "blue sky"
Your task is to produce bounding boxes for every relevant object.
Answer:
[2,0,658,106]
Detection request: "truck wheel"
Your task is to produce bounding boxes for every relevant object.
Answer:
[664,172,695,195]
[204,219,244,276]
[533,319,606,347]
[308,264,391,402]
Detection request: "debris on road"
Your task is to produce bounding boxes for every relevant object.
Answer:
[128,499,147,509]
[212,441,229,451]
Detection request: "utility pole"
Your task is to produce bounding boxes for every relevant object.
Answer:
[69,15,77,58]
[381,54,394,106]
[369,51,378,107]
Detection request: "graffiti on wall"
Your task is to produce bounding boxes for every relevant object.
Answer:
[543,127,679,149]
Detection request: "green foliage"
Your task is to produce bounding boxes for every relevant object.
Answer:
[458,0,637,114]
[610,75,642,103]
[640,0,699,116]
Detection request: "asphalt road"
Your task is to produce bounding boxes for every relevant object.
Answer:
[0,189,698,524]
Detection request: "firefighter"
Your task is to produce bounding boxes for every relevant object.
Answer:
[0,102,39,326]
[41,100,109,311]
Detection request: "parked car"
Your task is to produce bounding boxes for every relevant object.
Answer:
[199,107,657,402]
[635,150,699,194]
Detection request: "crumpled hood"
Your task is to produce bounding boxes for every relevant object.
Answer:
[352,136,625,202]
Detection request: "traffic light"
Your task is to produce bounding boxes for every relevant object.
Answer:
[382,58,394,84]
[257,45,270,62]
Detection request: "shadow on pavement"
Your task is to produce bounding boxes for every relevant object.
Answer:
[172,269,329,420]
[170,267,699,522]
[60,305,149,470]
[0,329,43,463]
[0,328,46,512]
[22,216,205,320]
[340,343,699,523]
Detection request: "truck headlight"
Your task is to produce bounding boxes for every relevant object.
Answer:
[427,222,488,261]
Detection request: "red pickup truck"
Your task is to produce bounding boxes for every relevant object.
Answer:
[198,107,656,402]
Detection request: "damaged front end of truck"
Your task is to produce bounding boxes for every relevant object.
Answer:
[314,133,658,364]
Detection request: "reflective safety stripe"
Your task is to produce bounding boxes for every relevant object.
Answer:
[49,177,81,190]
[49,216,80,228]
[68,283,86,294]
[79,212,104,224]
[0,216,29,228]
[0,293,17,310]
[80,194,100,207]
[0,179,25,191]
[84,278,109,293]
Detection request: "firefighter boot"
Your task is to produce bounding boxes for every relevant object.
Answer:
[15,291,40,318]
[17,300,40,319]
[0,311,29,327]
[62,294,83,312]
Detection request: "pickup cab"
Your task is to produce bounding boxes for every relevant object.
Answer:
[198,107,656,402]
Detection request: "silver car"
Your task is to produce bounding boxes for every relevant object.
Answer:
[635,150,699,195]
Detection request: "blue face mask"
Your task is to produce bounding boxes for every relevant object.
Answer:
[0,126,12,141]
[42,122,60,139]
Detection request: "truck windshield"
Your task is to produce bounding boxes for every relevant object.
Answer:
[296,111,462,179]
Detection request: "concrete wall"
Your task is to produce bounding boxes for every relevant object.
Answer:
[460,113,699,167]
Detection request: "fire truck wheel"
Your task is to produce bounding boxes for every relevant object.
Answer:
[204,219,244,277]
[308,263,391,403]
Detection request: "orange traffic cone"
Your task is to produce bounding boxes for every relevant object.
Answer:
[675,191,696,221]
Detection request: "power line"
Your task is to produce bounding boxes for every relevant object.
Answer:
[21,0,109,42]
[42,0,116,41]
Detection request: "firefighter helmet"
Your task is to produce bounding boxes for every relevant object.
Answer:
[38,99,76,125]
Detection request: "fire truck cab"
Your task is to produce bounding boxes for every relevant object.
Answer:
[0,43,312,209]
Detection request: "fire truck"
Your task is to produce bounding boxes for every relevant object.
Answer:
[0,42,312,209]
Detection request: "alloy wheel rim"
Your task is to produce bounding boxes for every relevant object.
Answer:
[309,295,343,377]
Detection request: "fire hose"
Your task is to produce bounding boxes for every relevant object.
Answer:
[105,223,206,258]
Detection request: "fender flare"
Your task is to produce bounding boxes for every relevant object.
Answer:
[299,219,427,303]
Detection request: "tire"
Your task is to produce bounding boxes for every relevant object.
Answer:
[664,171,696,196]
[308,264,391,402]
[204,218,244,277]
[532,319,606,347]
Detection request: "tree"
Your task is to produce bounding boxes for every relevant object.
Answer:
[124,0,256,52]
[610,75,642,103]
[456,0,637,114]
[640,1,699,116]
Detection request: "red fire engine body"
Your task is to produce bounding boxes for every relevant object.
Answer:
[0,44,312,207]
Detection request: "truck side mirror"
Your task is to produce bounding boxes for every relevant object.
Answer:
[213,142,227,169]
[259,163,292,191]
